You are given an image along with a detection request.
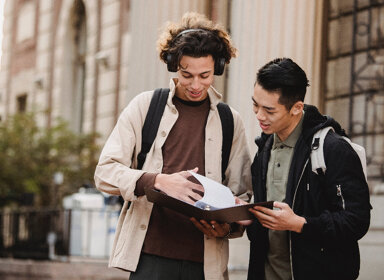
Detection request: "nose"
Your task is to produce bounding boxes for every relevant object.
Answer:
[191,77,200,90]
[256,109,266,121]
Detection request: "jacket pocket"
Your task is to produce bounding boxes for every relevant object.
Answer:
[324,243,360,279]
[114,202,134,257]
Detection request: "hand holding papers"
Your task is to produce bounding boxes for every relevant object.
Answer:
[146,171,274,223]
[189,171,236,210]
[153,168,204,204]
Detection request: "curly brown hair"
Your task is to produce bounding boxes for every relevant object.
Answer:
[157,12,237,69]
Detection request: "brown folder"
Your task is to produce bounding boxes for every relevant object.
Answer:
[145,188,274,223]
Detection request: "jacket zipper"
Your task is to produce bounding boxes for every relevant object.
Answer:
[289,158,309,280]
[336,184,345,210]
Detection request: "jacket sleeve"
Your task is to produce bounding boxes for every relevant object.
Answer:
[301,135,371,245]
[94,91,152,202]
[223,108,253,200]
[223,109,253,239]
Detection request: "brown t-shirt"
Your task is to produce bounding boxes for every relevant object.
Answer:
[135,96,210,263]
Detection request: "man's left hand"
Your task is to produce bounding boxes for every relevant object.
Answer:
[190,218,231,238]
[250,201,306,233]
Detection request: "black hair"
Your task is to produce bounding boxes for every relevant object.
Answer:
[157,12,237,67]
[256,58,309,109]
[168,29,229,67]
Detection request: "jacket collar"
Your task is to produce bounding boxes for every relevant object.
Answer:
[301,104,347,141]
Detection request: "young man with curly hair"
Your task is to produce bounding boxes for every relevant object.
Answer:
[94,12,251,280]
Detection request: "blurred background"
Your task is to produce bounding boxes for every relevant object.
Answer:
[0,0,383,279]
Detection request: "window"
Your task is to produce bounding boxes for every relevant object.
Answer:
[17,94,27,113]
[325,0,384,188]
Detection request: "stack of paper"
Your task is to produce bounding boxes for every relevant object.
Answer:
[189,171,236,210]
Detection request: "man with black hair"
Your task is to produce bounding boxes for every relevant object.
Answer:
[246,58,371,280]
[94,12,251,280]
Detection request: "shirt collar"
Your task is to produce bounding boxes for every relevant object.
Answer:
[273,112,304,149]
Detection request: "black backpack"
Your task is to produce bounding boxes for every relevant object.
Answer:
[137,88,234,182]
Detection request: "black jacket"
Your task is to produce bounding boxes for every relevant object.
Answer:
[247,105,371,280]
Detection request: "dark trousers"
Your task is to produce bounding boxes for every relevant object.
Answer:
[130,253,205,280]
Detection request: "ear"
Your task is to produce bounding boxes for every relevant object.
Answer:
[290,101,304,116]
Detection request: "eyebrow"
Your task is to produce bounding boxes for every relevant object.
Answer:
[251,97,275,111]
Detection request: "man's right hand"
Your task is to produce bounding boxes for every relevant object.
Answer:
[154,167,204,204]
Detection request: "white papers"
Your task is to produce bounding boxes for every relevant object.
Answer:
[188,171,236,210]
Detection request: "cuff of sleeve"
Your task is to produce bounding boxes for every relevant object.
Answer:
[226,222,245,239]
[223,224,232,238]
[135,172,158,196]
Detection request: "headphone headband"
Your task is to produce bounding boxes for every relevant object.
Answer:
[176,28,206,38]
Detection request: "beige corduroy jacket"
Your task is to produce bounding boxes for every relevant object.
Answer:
[94,79,252,280]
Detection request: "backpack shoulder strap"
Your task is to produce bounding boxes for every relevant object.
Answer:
[341,137,367,180]
[311,126,334,175]
[217,102,234,182]
[137,88,169,170]
[311,126,367,180]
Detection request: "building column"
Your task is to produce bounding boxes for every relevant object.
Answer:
[227,0,325,153]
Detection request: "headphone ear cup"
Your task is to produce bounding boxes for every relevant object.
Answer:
[167,53,178,72]
[214,57,226,76]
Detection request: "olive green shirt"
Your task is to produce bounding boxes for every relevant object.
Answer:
[265,113,304,280]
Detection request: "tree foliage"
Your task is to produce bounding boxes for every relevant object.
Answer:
[0,113,100,208]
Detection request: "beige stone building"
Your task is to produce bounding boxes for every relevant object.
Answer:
[0,0,383,273]
[1,0,383,187]
[0,0,324,144]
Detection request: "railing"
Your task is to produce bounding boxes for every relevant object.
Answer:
[0,208,119,260]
